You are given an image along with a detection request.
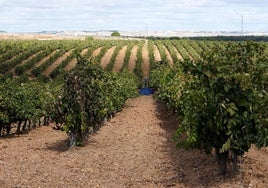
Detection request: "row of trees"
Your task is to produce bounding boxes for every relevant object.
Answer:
[150,41,268,175]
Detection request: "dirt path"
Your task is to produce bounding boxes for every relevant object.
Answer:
[64,58,78,72]
[163,45,173,65]
[172,46,183,61]
[0,96,267,187]
[26,50,59,75]
[10,52,41,74]
[43,50,72,76]
[90,47,102,60]
[80,48,88,56]
[100,46,116,68]
[128,45,138,72]
[3,52,23,64]
[113,45,127,72]
[64,47,102,72]
[153,45,161,62]
[182,46,194,61]
[142,41,150,77]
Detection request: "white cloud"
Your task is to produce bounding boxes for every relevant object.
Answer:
[0,0,267,32]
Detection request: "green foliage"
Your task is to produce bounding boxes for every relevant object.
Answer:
[0,78,62,135]
[178,42,268,154]
[36,74,50,83]
[152,41,268,174]
[14,66,25,76]
[111,31,121,37]
[133,42,144,82]
[61,56,138,146]
[105,44,124,71]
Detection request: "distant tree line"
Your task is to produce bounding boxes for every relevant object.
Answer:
[133,35,268,42]
[187,35,268,42]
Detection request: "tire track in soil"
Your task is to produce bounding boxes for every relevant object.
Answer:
[112,45,127,72]
[128,45,138,72]
[142,41,150,77]
[100,46,116,68]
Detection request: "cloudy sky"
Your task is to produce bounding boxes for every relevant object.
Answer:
[0,0,267,32]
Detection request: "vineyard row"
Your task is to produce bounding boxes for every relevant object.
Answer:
[2,38,263,79]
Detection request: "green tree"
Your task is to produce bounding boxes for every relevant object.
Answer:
[111,31,121,37]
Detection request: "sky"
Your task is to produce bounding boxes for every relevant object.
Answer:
[0,0,267,33]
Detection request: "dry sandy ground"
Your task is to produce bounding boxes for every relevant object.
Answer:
[153,45,161,62]
[100,46,116,68]
[43,50,72,76]
[91,47,102,59]
[142,41,150,77]
[0,96,267,188]
[172,46,184,61]
[128,45,138,72]
[162,45,173,65]
[113,45,128,72]
[26,50,59,75]
[64,58,78,72]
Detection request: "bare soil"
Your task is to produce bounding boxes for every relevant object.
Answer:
[10,52,40,74]
[128,45,138,72]
[0,96,267,188]
[80,48,88,56]
[142,41,150,77]
[113,45,128,72]
[43,50,72,76]
[26,50,59,75]
[153,45,161,62]
[172,46,184,61]
[90,47,102,60]
[64,58,78,72]
[100,46,116,68]
[162,45,173,65]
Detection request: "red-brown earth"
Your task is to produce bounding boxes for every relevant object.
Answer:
[0,96,267,187]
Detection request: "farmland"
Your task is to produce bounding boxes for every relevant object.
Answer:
[0,36,267,80]
[0,37,233,79]
[0,37,268,187]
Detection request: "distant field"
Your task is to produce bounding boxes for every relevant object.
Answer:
[0,37,267,79]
